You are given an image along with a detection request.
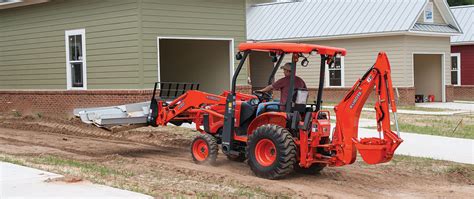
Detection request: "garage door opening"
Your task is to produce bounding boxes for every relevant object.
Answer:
[158,38,233,94]
[413,54,444,102]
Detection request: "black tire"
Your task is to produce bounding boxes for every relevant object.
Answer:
[226,153,246,162]
[191,134,218,165]
[247,124,296,179]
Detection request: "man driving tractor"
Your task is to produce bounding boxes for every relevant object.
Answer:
[256,62,306,115]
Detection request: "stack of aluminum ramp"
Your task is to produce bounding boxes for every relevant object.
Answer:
[73,101,150,127]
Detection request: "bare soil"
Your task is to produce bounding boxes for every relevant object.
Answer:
[0,115,473,198]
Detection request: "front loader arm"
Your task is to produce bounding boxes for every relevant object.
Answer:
[332,52,403,166]
[155,90,226,126]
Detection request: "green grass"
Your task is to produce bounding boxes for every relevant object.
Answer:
[0,155,26,166]
[391,155,474,183]
[392,121,474,139]
[322,102,450,112]
[396,105,448,112]
[30,155,133,177]
[365,115,474,139]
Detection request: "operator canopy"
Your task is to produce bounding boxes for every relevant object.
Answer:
[238,42,347,56]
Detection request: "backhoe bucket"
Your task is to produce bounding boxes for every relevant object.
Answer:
[353,134,402,164]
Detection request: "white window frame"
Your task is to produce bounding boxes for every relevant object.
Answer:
[424,2,434,23]
[0,0,21,5]
[65,29,87,90]
[451,53,461,86]
[325,56,345,87]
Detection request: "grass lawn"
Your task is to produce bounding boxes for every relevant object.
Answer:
[1,153,472,189]
[376,114,473,139]
[322,104,474,139]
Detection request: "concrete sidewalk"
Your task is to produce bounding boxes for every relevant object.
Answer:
[358,128,474,164]
[0,162,153,199]
[416,102,474,112]
[324,105,469,115]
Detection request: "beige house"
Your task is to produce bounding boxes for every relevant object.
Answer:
[247,0,462,105]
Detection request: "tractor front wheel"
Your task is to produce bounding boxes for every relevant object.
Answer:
[247,125,296,179]
[191,134,218,165]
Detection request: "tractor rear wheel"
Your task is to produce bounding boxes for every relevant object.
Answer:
[247,124,296,179]
[191,134,218,165]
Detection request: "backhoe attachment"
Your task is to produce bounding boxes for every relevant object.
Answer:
[333,52,403,166]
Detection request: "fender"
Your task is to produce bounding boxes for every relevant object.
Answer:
[246,112,288,136]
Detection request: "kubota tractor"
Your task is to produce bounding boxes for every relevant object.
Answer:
[148,42,403,179]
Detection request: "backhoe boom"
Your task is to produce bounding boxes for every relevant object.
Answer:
[332,52,403,166]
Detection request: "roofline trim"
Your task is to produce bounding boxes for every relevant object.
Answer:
[0,0,49,10]
[248,29,459,42]
[407,30,462,36]
[450,5,474,9]
[451,41,474,46]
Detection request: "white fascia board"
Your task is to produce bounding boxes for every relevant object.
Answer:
[451,41,474,46]
[250,30,460,42]
[251,31,411,42]
[407,30,462,37]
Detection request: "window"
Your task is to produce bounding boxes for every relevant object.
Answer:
[424,2,434,23]
[451,53,461,86]
[326,56,344,87]
[65,29,87,90]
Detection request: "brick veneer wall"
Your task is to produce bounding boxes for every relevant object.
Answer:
[453,85,474,101]
[253,86,416,106]
[0,86,252,117]
[0,90,153,117]
[0,85,434,117]
[236,85,252,95]
[445,85,454,102]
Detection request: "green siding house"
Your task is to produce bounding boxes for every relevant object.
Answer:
[0,0,247,115]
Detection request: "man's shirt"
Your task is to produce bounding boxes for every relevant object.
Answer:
[272,76,307,107]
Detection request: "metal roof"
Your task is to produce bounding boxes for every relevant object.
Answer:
[451,5,474,44]
[412,24,459,33]
[247,0,459,41]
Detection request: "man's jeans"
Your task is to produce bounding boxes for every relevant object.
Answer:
[256,102,280,115]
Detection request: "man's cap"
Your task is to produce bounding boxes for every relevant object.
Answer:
[280,62,292,71]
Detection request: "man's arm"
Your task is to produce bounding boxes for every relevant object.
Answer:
[258,85,273,92]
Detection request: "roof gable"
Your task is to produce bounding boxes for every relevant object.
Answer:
[247,0,461,41]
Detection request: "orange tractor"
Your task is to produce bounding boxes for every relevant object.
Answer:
[148,42,403,179]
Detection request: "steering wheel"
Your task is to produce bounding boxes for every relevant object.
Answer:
[253,90,272,102]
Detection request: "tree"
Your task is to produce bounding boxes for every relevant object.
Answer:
[448,0,474,6]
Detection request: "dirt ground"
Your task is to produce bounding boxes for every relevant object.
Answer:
[0,115,473,198]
